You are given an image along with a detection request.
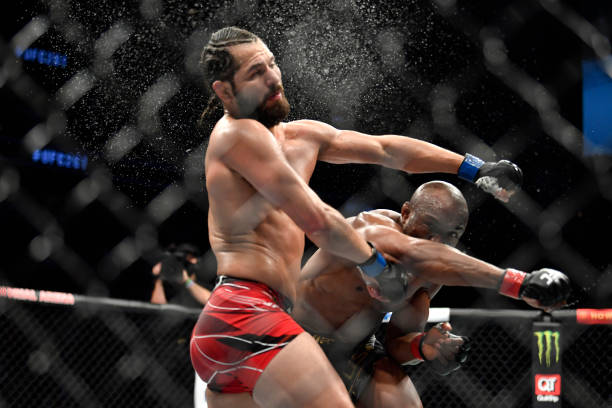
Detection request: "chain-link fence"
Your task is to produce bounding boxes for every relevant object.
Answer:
[1,0,611,407]
[413,311,611,408]
[1,288,199,408]
[2,290,610,407]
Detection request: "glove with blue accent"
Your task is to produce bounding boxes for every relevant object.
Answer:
[357,242,411,303]
[458,153,523,202]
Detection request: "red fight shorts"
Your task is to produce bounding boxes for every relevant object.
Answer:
[190,276,304,393]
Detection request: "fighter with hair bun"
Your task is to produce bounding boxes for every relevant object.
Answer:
[192,26,529,408]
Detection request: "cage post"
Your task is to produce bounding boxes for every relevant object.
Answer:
[532,319,562,407]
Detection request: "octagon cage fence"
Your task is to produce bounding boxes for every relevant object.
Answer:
[1,288,611,408]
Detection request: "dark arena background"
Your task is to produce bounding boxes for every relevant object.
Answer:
[1,1,611,407]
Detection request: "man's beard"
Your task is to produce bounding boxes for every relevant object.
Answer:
[237,86,291,128]
[254,90,290,128]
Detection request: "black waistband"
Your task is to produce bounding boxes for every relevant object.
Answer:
[214,275,294,313]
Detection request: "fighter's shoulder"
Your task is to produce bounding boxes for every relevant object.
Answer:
[351,209,401,229]
[368,209,401,221]
[209,117,270,148]
[285,119,337,142]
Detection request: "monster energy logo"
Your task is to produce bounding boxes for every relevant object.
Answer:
[534,331,560,367]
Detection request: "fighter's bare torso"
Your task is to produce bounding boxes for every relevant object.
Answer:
[205,115,333,302]
[294,210,438,340]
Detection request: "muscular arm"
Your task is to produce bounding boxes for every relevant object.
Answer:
[217,119,372,264]
[385,289,431,363]
[361,225,504,289]
[298,120,464,174]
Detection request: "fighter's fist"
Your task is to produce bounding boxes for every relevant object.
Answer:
[357,243,411,303]
[421,322,471,376]
[360,263,411,304]
[499,268,571,310]
[521,268,571,307]
[458,154,523,202]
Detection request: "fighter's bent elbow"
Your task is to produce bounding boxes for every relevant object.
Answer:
[300,205,331,235]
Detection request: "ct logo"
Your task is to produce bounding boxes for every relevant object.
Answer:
[538,377,557,392]
[535,374,561,395]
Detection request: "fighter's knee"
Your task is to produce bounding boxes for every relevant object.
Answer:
[375,392,422,408]
[368,363,423,408]
[397,382,423,408]
[402,396,423,408]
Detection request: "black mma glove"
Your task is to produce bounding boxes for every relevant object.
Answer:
[499,268,571,307]
[357,243,411,303]
[427,333,472,376]
[402,323,471,376]
[457,153,523,201]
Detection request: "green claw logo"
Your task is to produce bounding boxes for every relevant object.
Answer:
[534,331,560,367]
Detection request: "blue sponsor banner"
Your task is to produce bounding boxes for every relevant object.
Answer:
[582,58,612,155]
[15,47,68,68]
[32,149,88,171]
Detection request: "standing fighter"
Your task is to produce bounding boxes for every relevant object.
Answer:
[190,26,524,408]
[293,181,570,407]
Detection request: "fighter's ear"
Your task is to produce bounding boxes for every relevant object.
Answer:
[400,202,412,219]
[212,80,233,104]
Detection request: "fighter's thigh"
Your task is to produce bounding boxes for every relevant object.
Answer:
[253,332,353,408]
[205,388,260,408]
[358,357,422,408]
